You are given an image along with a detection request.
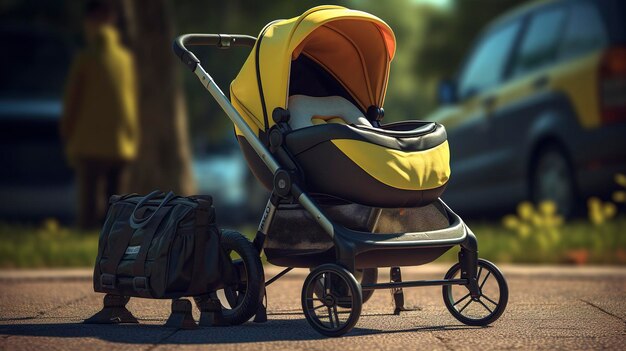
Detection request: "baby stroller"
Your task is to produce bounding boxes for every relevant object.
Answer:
[173,5,508,337]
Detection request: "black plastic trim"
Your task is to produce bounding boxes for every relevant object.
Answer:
[172,34,256,71]
[255,27,271,142]
[285,121,447,155]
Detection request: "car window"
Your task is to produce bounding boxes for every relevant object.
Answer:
[457,21,521,99]
[558,2,607,60]
[512,7,567,76]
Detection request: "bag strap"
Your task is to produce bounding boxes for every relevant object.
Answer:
[130,190,175,229]
[99,222,135,289]
[191,208,211,283]
[131,205,172,296]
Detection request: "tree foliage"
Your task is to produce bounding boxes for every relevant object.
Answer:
[1,0,530,148]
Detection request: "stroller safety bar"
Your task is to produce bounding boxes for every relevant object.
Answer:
[173,34,256,71]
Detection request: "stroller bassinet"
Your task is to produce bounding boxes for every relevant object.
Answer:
[230,7,450,207]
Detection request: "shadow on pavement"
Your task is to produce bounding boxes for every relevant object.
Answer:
[0,318,482,344]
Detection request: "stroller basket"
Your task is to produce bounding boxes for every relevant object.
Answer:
[265,199,465,268]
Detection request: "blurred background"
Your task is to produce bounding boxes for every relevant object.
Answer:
[0,0,624,267]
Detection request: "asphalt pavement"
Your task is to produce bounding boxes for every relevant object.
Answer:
[0,264,625,350]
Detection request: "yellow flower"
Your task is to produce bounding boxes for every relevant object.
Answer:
[588,200,602,225]
[502,215,520,229]
[42,218,60,233]
[531,213,543,227]
[603,202,617,219]
[587,197,618,225]
[590,213,604,225]
[538,201,557,216]
[612,191,626,203]
[588,197,601,210]
[615,173,626,188]
[517,223,531,238]
[517,202,535,220]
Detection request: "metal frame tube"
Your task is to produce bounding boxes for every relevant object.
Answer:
[264,267,294,287]
[257,196,277,234]
[362,278,468,290]
[194,65,281,173]
[193,64,335,239]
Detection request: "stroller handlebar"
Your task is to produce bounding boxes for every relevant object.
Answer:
[173,34,257,71]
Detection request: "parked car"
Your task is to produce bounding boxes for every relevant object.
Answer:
[0,24,76,222]
[428,0,626,217]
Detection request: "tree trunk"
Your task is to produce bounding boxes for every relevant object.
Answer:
[122,0,195,195]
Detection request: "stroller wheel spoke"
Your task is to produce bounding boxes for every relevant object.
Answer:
[477,299,493,314]
[324,273,332,295]
[327,307,335,328]
[482,294,498,306]
[458,299,472,314]
[476,266,483,282]
[453,293,470,306]
[479,271,491,290]
[332,305,340,326]
[336,297,352,306]
[235,293,245,306]
[312,304,326,311]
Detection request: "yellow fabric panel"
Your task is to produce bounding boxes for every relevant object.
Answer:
[257,18,298,127]
[331,139,451,191]
[230,6,395,131]
[231,89,261,137]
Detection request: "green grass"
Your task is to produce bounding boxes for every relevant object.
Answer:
[0,217,624,268]
[0,221,99,268]
[435,217,626,265]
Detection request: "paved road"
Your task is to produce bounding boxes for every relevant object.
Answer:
[0,264,625,350]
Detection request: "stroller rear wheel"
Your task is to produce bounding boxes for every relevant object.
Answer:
[196,230,264,325]
[443,258,508,326]
[311,268,377,306]
[302,264,362,337]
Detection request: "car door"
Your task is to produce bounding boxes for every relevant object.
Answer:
[487,1,613,214]
[486,5,569,208]
[436,19,523,211]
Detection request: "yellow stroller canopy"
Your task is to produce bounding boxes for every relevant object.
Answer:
[230,5,396,135]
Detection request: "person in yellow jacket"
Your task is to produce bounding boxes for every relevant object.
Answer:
[61,1,139,229]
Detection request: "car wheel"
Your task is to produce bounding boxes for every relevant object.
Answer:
[531,146,577,217]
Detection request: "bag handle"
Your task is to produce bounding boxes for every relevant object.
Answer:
[129,190,175,229]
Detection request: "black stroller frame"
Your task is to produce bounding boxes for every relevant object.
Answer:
[173,34,508,337]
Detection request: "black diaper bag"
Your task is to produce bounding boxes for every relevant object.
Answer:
[93,190,231,299]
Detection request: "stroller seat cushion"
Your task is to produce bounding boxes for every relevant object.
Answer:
[288,95,372,130]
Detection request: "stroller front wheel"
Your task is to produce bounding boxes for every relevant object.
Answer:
[443,258,508,326]
[302,264,363,337]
